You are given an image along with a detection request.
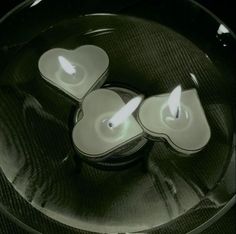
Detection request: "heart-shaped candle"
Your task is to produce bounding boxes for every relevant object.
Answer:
[72,89,144,159]
[138,88,211,154]
[38,45,109,102]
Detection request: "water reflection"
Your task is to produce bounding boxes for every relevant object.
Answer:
[84,28,115,37]
[190,73,199,87]
[0,88,72,203]
[217,24,229,35]
[216,24,230,48]
[0,13,234,233]
[30,0,43,8]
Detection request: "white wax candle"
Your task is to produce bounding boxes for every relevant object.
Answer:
[38,45,109,102]
[72,89,144,158]
[138,89,211,154]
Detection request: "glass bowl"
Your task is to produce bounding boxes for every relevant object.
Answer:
[0,0,235,233]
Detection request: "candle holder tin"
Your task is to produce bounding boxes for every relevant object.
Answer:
[38,45,109,102]
[73,86,148,169]
[138,89,211,155]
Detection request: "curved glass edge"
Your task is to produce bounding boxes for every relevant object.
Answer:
[0,202,40,234]
[145,142,236,233]
[0,0,34,23]
[190,0,236,38]
[188,195,236,234]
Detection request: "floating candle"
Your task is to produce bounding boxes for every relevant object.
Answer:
[38,45,109,102]
[138,87,211,154]
[72,89,144,159]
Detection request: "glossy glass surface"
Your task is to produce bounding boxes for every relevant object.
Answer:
[0,0,235,233]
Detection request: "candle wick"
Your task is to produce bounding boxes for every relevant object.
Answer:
[108,122,113,129]
[175,106,180,119]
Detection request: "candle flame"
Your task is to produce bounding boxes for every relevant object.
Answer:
[168,85,182,118]
[58,56,76,75]
[108,95,143,128]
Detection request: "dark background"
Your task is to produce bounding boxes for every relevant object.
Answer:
[0,0,235,233]
[196,0,236,32]
[0,0,235,32]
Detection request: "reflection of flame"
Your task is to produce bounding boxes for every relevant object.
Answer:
[58,56,76,75]
[30,0,43,7]
[168,85,182,118]
[190,73,199,87]
[217,24,229,35]
[108,96,143,128]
